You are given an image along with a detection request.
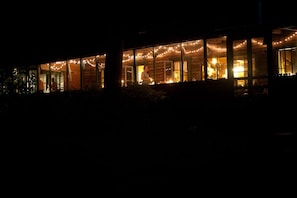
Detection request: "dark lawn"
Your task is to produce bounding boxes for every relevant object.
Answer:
[1,89,296,194]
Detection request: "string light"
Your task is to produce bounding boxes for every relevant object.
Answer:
[121,31,296,63]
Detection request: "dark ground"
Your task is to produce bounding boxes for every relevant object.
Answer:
[1,87,296,195]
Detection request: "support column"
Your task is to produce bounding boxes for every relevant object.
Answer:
[104,36,124,95]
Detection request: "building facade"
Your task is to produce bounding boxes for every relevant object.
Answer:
[0,23,296,97]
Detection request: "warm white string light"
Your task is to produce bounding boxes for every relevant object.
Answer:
[47,32,296,65]
[122,31,296,62]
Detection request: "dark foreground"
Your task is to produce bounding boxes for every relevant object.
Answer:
[1,88,296,195]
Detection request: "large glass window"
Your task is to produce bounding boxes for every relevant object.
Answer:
[82,56,98,90]
[278,47,297,75]
[233,37,268,96]
[181,40,204,81]
[39,61,66,93]
[39,63,50,93]
[233,39,249,88]
[97,54,106,89]
[134,47,155,85]
[67,58,81,91]
[154,43,182,84]
[50,61,66,93]
[122,50,135,87]
[173,61,188,82]
[273,28,297,76]
[205,36,227,80]
[121,65,134,87]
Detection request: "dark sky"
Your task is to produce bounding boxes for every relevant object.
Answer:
[1,0,295,68]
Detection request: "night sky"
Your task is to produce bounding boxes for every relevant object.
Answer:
[0,0,295,67]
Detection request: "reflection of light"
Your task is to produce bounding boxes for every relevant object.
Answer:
[207,67,215,77]
[233,66,244,78]
[233,60,245,77]
[174,73,179,79]
[233,66,244,72]
[280,72,296,76]
[211,58,217,65]
[166,79,173,83]
[222,69,228,78]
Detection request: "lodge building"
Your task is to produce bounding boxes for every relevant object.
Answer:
[0,22,296,97]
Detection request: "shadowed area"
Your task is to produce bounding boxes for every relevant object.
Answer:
[1,86,296,194]
[2,1,295,69]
